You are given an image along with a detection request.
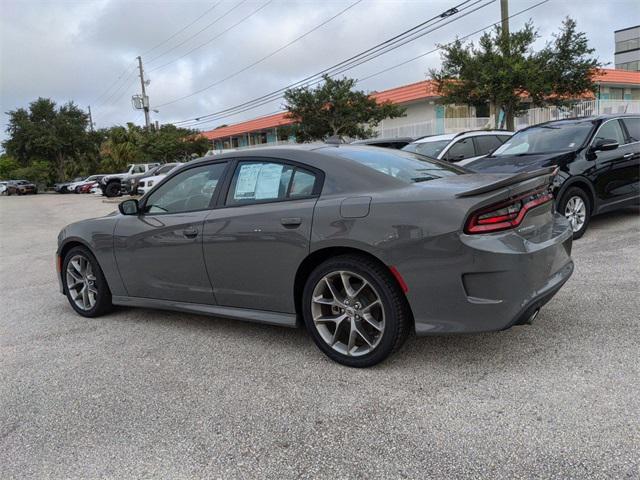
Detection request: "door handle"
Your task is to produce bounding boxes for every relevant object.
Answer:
[183,227,198,238]
[281,217,302,227]
[623,153,633,158]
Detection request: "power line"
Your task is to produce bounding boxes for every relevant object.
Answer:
[155,0,366,108]
[140,1,224,56]
[148,0,274,73]
[170,0,484,126]
[146,0,248,65]
[90,2,226,114]
[94,70,138,112]
[91,62,137,105]
[358,0,552,84]
[184,0,549,131]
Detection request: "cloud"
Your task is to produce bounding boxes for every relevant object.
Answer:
[1,0,635,140]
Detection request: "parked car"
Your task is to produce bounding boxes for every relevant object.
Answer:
[137,163,183,195]
[12,180,37,195]
[402,130,513,166]
[1,181,17,196]
[100,163,160,197]
[56,145,573,367]
[70,175,106,193]
[54,177,84,193]
[78,181,99,193]
[465,115,640,238]
[350,137,414,149]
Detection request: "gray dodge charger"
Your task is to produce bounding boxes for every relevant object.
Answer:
[56,145,574,367]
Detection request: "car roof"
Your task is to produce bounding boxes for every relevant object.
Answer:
[350,137,414,145]
[412,130,512,144]
[520,114,640,131]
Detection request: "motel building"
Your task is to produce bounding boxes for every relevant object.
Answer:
[203,68,640,152]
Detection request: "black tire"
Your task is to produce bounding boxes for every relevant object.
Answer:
[302,254,410,368]
[104,181,121,197]
[558,186,591,240]
[62,246,113,317]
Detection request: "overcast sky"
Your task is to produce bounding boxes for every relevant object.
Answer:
[1,0,639,139]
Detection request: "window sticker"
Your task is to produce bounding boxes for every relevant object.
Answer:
[234,163,262,199]
[255,163,284,199]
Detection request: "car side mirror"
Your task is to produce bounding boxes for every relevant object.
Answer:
[592,138,619,152]
[119,199,139,215]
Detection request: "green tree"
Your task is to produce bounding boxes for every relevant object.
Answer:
[139,124,210,162]
[99,124,142,172]
[430,18,600,130]
[0,154,20,179]
[3,98,90,181]
[283,75,406,142]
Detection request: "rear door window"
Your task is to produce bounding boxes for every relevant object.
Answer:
[473,135,503,156]
[622,117,640,142]
[444,138,475,161]
[226,161,318,205]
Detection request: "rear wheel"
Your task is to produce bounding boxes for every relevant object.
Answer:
[63,246,113,317]
[559,187,591,239]
[302,255,410,367]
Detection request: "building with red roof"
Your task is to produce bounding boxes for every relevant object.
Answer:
[203,68,640,151]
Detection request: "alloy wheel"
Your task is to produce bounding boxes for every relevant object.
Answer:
[66,254,98,311]
[564,195,586,233]
[311,270,385,357]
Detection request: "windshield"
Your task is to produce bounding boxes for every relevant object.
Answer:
[157,164,178,174]
[493,122,594,156]
[402,140,451,158]
[327,147,464,184]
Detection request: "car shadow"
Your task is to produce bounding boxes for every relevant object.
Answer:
[106,303,569,373]
[585,205,639,232]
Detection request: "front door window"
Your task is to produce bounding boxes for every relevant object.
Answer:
[145,163,227,214]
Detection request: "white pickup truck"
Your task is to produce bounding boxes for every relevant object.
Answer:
[99,163,159,197]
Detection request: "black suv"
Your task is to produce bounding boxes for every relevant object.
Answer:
[466,115,640,238]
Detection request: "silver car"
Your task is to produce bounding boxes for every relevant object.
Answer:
[56,145,574,367]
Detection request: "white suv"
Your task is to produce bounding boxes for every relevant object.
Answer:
[402,130,513,166]
[137,163,183,196]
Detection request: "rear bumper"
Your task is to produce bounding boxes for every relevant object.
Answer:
[401,213,574,335]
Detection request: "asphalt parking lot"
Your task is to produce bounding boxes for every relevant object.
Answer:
[1,193,639,479]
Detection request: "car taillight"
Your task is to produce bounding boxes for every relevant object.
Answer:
[465,188,553,234]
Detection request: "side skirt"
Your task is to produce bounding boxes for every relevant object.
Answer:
[112,296,298,328]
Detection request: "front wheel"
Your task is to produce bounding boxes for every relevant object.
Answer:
[559,187,591,239]
[63,246,113,317]
[104,182,120,197]
[302,255,410,368]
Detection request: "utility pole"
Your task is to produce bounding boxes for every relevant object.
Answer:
[500,0,509,38]
[500,0,514,131]
[87,105,94,131]
[136,56,151,130]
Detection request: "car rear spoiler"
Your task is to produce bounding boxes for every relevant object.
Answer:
[455,166,558,198]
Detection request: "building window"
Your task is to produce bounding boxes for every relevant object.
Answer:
[609,88,624,100]
[615,60,639,71]
[615,37,640,53]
